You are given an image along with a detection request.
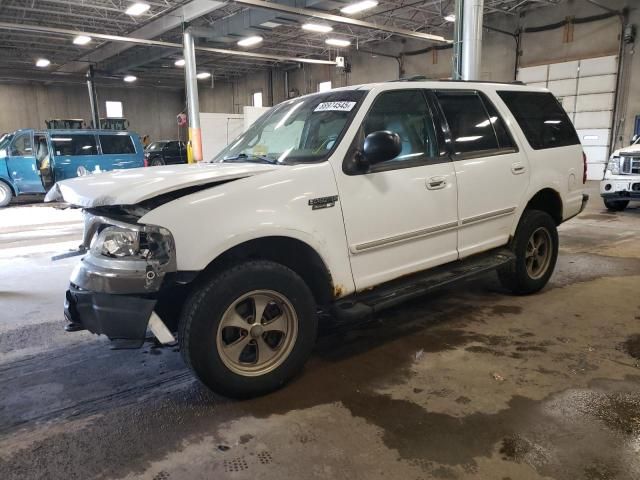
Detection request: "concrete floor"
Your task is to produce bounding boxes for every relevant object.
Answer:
[1,183,640,480]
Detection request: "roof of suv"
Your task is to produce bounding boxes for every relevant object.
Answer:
[326,79,547,93]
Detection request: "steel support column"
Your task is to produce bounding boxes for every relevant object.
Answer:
[183,29,202,163]
[86,66,100,129]
[461,0,485,80]
[452,0,464,79]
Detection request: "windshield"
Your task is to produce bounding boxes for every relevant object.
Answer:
[146,141,166,151]
[214,90,366,164]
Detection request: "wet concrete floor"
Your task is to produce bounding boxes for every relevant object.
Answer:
[1,184,640,479]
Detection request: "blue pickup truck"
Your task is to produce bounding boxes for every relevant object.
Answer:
[0,129,144,207]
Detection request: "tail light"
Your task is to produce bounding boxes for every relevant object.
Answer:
[582,151,587,184]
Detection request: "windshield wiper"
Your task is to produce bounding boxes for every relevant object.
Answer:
[222,153,277,164]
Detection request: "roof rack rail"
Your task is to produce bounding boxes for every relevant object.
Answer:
[389,77,527,86]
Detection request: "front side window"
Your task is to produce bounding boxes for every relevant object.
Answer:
[435,91,500,155]
[361,89,438,165]
[497,91,580,150]
[215,90,366,164]
[10,133,33,156]
[99,134,136,154]
[51,135,97,156]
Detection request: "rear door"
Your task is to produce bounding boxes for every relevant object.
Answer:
[334,88,459,290]
[163,141,181,164]
[433,89,529,258]
[98,133,141,170]
[6,130,44,193]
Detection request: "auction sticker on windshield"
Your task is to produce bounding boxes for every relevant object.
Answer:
[314,101,356,112]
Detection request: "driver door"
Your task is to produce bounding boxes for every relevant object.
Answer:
[6,131,45,194]
[334,89,459,291]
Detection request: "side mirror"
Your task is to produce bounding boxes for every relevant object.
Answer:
[363,130,402,165]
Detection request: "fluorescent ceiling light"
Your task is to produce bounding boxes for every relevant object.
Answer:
[302,23,333,33]
[444,14,456,22]
[123,75,137,82]
[260,21,282,28]
[196,72,211,79]
[340,0,378,15]
[237,36,263,47]
[73,35,92,45]
[174,59,186,67]
[35,58,50,67]
[544,120,562,124]
[325,38,351,47]
[125,2,150,16]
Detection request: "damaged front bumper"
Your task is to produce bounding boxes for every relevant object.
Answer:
[63,213,178,348]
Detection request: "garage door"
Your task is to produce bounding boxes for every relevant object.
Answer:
[517,55,618,180]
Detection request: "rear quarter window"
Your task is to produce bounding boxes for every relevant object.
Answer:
[497,91,580,150]
[99,134,136,154]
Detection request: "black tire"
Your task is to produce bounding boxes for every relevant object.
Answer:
[0,181,12,208]
[498,209,558,295]
[179,260,317,398]
[603,199,629,212]
[150,157,165,167]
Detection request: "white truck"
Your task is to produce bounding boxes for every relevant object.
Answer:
[48,80,588,397]
[600,135,640,211]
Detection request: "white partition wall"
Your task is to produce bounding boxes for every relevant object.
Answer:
[518,55,618,180]
[199,112,245,161]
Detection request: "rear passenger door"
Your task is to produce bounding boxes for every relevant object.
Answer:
[163,141,181,164]
[98,134,140,171]
[433,90,529,258]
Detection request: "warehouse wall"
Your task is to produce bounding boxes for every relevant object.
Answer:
[0,83,184,141]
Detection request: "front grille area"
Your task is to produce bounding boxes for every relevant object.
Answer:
[620,155,640,175]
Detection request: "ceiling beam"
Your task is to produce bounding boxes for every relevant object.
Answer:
[228,0,451,43]
[0,22,337,66]
[60,0,228,73]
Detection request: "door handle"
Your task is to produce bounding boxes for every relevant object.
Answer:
[511,162,526,175]
[426,176,446,190]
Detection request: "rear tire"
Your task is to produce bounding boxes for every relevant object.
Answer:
[0,181,12,207]
[179,260,317,398]
[498,209,558,295]
[604,199,628,211]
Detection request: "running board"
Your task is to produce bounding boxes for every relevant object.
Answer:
[331,248,515,322]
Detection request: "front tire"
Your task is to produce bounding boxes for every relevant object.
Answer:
[150,157,165,167]
[498,209,558,295]
[0,182,12,207]
[179,260,317,398]
[604,199,628,211]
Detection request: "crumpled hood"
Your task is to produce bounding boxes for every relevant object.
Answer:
[612,144,640,157]
[45,162,278,208]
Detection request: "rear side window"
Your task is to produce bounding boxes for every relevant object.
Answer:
[435,91,501,155]
[497,91,580,150]
[51,135,97,156]
[99,134,136,154]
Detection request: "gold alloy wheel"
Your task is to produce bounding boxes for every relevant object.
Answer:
[216,290,298,377]
[525,227,552,280]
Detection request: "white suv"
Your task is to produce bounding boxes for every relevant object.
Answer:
[48,80,588,397]
[600,135,640,211]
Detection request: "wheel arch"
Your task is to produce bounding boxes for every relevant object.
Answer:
[0,177,16,196]
[523,188,563,225]
[198,236,335,306]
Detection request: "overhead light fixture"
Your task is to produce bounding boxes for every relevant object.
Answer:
[340,0,378,15]
[237,36,263,47]
[444,14,456,22]
[174,59,186,67]
[325,38,351,47]
[73,35,92,45]
[302,23,333,33]
[35,58,50,68]
[196,72,211,79]
[125,2,150,16]
[260,21,282,28]
[124,75,137,82]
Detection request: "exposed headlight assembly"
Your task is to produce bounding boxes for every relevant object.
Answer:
[607,156,620,175]
[90,224,174,265]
